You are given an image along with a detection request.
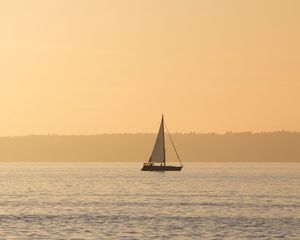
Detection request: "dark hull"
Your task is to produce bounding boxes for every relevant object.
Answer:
[141,165,183,171]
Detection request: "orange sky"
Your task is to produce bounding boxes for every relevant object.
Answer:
[0,0,299,135]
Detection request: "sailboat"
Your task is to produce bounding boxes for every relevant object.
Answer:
[141,115,183,171]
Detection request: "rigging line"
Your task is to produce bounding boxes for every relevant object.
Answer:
[164,121,183,167]
[162,116,166,166]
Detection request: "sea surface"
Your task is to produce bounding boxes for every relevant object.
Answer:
[0,163,299,239]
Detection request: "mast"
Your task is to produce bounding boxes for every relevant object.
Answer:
[162,114,166,166]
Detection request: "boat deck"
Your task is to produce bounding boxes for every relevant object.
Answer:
[141,165,183,171]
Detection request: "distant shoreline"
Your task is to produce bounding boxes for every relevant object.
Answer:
[0,132,299,162]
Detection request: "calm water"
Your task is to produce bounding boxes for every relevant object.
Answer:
[0,163,299,239]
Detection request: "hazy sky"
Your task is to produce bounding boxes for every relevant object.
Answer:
[0,0,299,135]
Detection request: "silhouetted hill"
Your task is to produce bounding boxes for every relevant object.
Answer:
[0,132,299,162]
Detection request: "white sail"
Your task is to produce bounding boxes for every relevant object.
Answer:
[149,117,165,163]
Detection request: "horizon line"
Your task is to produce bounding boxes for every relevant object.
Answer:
[0,130,299,138]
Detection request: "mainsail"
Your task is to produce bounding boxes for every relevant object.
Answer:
[149,116,165,164]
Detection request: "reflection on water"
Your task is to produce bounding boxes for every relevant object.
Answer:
[0,163,299,239]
